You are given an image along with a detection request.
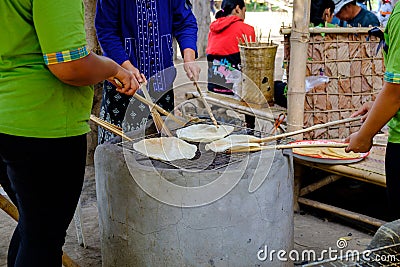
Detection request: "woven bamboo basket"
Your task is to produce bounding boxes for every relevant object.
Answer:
[239,42,278,105]
[281,27,385,139]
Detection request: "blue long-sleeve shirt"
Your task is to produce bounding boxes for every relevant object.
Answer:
[95,0,198,90]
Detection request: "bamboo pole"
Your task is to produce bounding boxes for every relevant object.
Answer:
[280,27,384,35]
[299,174,342,196]
[286,0,311,139]
[298,197,386,228]
[294,158,386,187]
[0,194,80,267]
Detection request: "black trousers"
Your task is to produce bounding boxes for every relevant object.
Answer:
[385,142,400,221]
[0,133,86,267]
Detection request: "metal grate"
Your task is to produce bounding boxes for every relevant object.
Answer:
[303,243,400,267]
[118,120,281,171]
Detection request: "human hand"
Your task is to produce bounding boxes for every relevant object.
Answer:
[184,60,201,81]
[182,48,200,81]
[121,60,145,84]
[344,131,373,153]
[109,68,140,96]
[351,102,374,122]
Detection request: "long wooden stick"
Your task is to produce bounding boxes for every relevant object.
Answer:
[228,142,349,153]
[298,197,386,228]
[193,81,219,128]
[0,194,80,267]
[113,78,186,126]
[90,115,133,142]
[140,85,172,137]
[251,116,361,143]
[133,94,186,126]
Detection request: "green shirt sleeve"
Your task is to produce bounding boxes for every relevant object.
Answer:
[384,6,400,82]
[33,0,87,54]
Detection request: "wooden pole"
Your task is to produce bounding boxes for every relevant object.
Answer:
[0,194,80,267]
[286,0,311,138]
[294,158,386,187]
[298,197,386,228]
[300,174,342,196]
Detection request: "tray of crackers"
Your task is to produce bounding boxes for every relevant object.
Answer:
[291,140,369,164]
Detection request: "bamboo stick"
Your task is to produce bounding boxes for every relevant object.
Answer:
[90,115,133,142]
[280,27,384,35]
[0,194,80,267]
[298,197,386,228]
[251,116,361,143]
[0,194,18,221]
[132,93,186,126]
[227,142,349,154]
[197,91,276,121]
[113,78,186,126]
[141,85,172,137]
[193,81,219,128]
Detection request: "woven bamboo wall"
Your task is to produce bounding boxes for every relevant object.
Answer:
[282,27,384,140]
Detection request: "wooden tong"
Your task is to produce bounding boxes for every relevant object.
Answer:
[139,84,173,137]
[90,114,133,141]
[193,81,219,128]
[227,142,349,154]
[113,78,186,128]
[251,116,362,143]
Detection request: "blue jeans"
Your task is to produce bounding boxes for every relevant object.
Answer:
[0,133,86,267]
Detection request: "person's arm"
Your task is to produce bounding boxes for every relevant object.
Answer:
[34,0,139,95]
[345,82,400,152]
[182,48,201,81]
[94,0,129,65]
[172,0,200,81]
[48,52,139,95]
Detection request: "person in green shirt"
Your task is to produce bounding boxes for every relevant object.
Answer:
[0,0,141,266]
[346,2,400,221]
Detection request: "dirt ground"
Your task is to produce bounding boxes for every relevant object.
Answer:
[0,11,378,267]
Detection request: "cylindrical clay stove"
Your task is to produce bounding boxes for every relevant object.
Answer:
[95,129,294,266]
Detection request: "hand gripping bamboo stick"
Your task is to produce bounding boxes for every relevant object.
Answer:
[193,81,219,128]
[251,116,362,143]
[113,78,186,126]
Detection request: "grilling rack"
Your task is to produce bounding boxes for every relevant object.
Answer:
[118,120,293,172]
[303,243,400,267]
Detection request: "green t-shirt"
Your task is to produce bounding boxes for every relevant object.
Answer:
[0,0,93,138]
[384,3,400,143]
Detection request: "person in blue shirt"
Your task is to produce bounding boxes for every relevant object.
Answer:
[356,0,368,10]
[95,0,200,143]
[333,0,380,27]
